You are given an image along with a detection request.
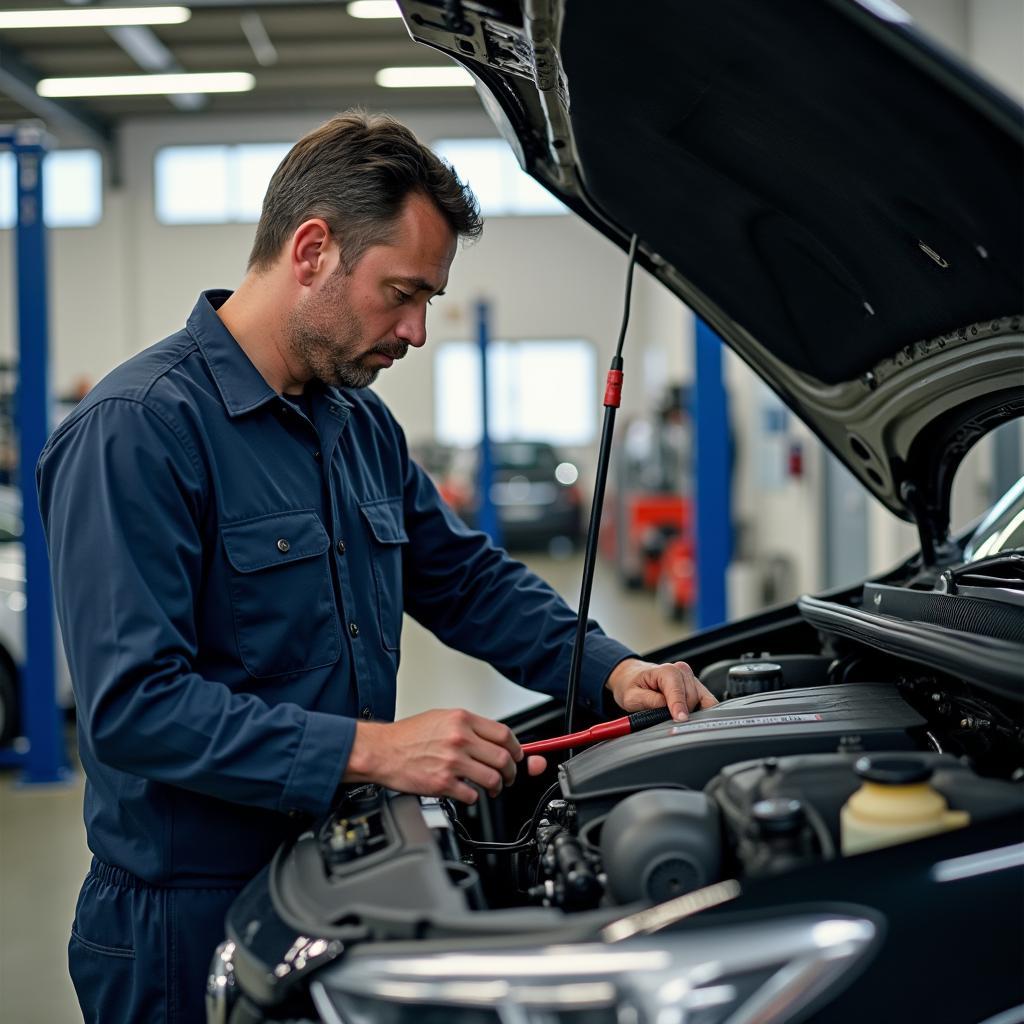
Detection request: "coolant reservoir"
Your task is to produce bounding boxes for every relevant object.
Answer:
[840,755,970,856]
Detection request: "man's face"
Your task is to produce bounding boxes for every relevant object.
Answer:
[288,192,456,389]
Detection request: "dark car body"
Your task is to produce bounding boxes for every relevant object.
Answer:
[207,2,1024,1022]
[209,487,1024,1024]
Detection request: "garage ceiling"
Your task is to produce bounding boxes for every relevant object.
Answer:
[0,0,481,143]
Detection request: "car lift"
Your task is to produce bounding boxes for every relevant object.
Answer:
[693,317,731,630]
[475,297,501,545]
[0,121,69,784]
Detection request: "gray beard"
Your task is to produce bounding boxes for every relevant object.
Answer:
[290,328,378,389]
[287,281,377,389]
[286,272,408,390]
[335,363,380,389]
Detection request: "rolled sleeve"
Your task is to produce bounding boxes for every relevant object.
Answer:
[281,711,356,816]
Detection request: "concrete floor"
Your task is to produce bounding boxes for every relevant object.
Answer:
[0,551,688,1024]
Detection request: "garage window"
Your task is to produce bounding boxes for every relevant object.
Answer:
[0,149,103,229]
[154,142,291,224]
[434,339,595,446]
[432,138,567,217]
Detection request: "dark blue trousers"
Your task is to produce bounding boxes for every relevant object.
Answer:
[68,859,242,1024]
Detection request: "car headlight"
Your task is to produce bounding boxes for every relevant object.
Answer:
[205,940,238,1024]
[310,911,877,1024]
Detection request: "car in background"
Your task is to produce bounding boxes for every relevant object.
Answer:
[408,439,455,483]
[441,441,583,552]
[0,486,73,744]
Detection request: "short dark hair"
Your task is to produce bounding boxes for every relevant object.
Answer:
[247,110,482,272]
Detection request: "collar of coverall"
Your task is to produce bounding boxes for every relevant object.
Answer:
[187,289,353,419]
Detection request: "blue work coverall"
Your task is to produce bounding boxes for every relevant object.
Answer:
[37,290,635,1024]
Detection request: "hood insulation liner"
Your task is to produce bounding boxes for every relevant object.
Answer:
[561,0,1024,384]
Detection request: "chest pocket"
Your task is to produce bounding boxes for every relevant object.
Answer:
[359,497,408,652]
[221,510,340,678]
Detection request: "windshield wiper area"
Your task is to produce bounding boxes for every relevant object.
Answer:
[937,553,1024,609]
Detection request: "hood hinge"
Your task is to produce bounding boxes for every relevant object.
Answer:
[900,480,958,575]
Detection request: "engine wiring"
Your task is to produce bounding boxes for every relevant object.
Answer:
[443,780,563,853]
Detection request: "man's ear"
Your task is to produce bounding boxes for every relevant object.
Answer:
[290,218,334,286]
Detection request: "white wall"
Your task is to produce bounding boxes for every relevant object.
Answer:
[727,353,828,598]
[0,170,129,394]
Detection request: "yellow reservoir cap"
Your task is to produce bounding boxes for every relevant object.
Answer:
[840,756,970,856]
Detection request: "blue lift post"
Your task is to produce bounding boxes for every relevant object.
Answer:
[0,122,68,781]
[475,298,502,545]
[693,317,731,630]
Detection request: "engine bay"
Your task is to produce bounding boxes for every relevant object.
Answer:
[264,658,1024,946]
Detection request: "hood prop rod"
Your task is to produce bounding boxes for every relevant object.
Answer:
[900,479,956,572]
[563,233,639,742]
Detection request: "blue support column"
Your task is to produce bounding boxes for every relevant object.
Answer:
[693,318,731,630]
[475,299,502,545]
[5,124,68,783]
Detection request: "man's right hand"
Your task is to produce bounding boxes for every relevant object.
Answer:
[343,709,547,804]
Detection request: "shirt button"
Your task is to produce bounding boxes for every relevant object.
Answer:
[349,622,359,638]
[336,540,346,556]
[276,538,290,553]
[312,450,322,461]
[360,706,372,719]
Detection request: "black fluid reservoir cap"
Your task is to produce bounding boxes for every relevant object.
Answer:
[752,797,805,836]
[727,661,783,695]
[855,755,933,785]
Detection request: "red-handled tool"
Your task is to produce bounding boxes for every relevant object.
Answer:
[522,706,673,756]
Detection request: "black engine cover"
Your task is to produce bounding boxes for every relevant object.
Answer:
[560,684,925,819]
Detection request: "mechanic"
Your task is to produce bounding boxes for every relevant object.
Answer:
[37,111,717,1024]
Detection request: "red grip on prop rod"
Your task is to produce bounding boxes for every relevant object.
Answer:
[521,707,673,756]
[603,369,624,408]
[522,716,632,755]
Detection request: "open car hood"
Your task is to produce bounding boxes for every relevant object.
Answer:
[399,0,1024,562]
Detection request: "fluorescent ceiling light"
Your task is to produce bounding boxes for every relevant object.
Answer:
[347,1,401,17]
[0,6,191,30]
[37,72,255,97]
[376,66,473,89]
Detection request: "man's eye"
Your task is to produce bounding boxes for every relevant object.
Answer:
[393,288,411,303]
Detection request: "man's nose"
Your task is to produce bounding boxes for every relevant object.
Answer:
[395,306,428,348]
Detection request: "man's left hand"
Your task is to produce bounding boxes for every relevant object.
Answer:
[605,658,717,722]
